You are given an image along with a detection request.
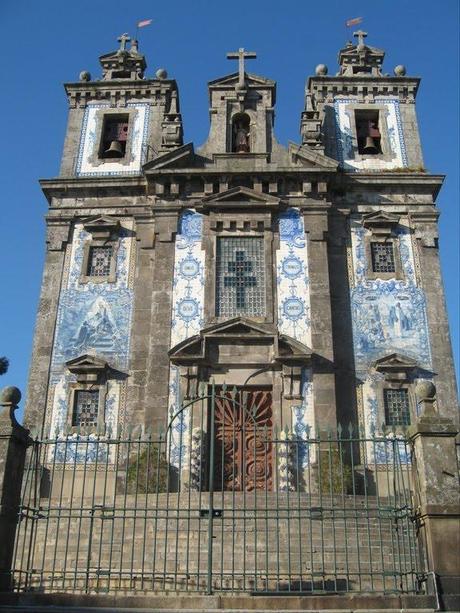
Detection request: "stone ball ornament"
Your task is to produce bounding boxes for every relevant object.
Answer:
[315,64,328,76]
[415,380,436,402]
[79,70,91,82]
[394,65,407,76]
[0,386,22,407]
[155,68,168,79]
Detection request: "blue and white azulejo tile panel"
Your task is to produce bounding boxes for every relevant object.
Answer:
[47,220,135,441]
[350,218,431,376]
[168,210,204,466]
[276,208,311,348]
[75,102,150,177]
[334,98,408,171]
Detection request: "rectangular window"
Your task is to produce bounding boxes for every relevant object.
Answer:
[216,237,265,317]
[87,245,113,277]
[371,242,396,273]
[72,390,99,428]
[355,109,382,155]
[99,114,129,159]
[384,389,410,426]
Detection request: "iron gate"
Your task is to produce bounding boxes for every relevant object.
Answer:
[12,387,422,595]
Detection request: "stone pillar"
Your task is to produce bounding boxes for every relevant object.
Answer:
[0,387,31,591]
[303,206,337,430]
[145,209,179,435]
[409,382,460,607]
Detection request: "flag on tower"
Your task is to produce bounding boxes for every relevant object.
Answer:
[137,19,152,28]
[345,17,363,27]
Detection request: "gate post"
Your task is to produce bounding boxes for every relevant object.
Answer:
[0,386,31,591]
[409,382,460,607]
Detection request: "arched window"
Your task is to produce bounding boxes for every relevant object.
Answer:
[232,113,250,153]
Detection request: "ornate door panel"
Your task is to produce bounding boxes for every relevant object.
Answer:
[214,389,273,491]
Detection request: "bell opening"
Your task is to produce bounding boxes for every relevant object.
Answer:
[355,109,382,155]
[99,113,129,159]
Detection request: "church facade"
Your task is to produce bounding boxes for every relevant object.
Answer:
[24,32,458,459]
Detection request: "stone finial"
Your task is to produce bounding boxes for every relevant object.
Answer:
[79,70,91,82]
[156,68,168,79]
[0,386,21,407]
[394,64,407,76]
[315,64,328,76]
[415,380,437,419]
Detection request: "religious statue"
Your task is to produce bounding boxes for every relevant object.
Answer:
[234,118,250,153]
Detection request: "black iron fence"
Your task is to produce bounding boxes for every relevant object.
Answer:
[12,390,421,595]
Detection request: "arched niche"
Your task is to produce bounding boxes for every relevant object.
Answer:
[232,112,251,153]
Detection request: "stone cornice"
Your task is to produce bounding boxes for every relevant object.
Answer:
[334,172,445,199]
[307,75,420,102]
[64,79,178,108]
[39,176,146,203]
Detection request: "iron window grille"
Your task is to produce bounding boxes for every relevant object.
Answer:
[87,245,113,277]
[384,388,411,426]
[371,242,396,273]
[72,389,100,428]
[216,237,265,317]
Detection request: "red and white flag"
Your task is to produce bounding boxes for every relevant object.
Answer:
[137,19,152,28]
[345,17,363,27]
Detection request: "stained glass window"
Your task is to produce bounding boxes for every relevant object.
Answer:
[371,242,395,273]
[72,390,99,428]
[216,237,265,317]
[384,389,410,426]
[87,246,113,277]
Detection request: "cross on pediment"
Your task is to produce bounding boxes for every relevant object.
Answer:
[226,47,257,88]
[118,33,131,52]
[224,250,257,309]
[353,30,368,47]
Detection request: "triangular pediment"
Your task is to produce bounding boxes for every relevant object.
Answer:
[374,353,417,371]
[363,210,400,226]
[288,142,338,170]
[82,215,120,231]
[209,71,275,88]
[143,143,195,171]
[66,354,108,372]
[202,186,280,208]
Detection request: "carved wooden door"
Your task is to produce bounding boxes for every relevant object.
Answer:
[214,389,273,491]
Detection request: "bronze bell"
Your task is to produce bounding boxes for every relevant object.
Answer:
[363,136,379,154]
[104,140,124,158]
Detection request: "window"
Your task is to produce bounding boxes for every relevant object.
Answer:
[216,237,265,317]
[72,389,100,427]
[99,114,129,159]
[355,109,382,155]
[371,242,396,273]
[87,245,113,277]
[384,389,410,426]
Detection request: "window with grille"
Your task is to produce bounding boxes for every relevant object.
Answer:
[371,242,396,273]
[216,237,265,317]
[384,389,411,426]
[72,390,99,428]
[87,246,113,277]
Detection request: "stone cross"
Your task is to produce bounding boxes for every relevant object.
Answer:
[224,250,257,309]
[118,33,131,52]
[226,48,257,88]
[353,30,368,47]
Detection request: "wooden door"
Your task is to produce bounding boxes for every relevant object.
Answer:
[214,389,273,491]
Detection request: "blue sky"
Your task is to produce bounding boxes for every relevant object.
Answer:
[0,0,458,411]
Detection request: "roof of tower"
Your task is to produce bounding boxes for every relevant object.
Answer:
[337,30,385,77]
[99,33,147,81]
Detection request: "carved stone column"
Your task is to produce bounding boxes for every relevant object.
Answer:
[0,387,31,591]
[409,382,460,608]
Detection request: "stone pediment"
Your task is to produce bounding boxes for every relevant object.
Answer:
[82,215,120,237]
[169,318,312,366]
[363,211,400,236]
[66,354,109,381]
[143,143,195,170]
[288,142,338,170]
[202,186,281,209]
[209,71,275,89]
[374,353,418,380]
